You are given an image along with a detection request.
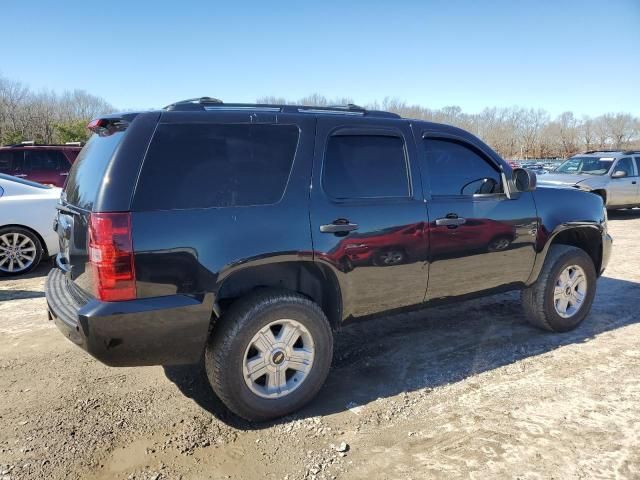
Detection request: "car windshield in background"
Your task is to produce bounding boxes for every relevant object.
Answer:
[0,173,52,189]
[555,157,613,175]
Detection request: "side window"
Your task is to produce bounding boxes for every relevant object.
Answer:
[25,150,65,171]
[635,157,640,175]
[423,138,502,196]
[615,157,635,177]
[0,152,14,171]
[323,134,409,199]
[134,123,299,210]
[0,151,22,171]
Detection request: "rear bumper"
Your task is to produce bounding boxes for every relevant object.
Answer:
[45,268,213,366]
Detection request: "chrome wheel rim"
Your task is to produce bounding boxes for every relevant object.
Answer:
[490,238,510,251]
[0,233,37,273]
[243,319,315,399]
[553,264,587,318]
[380,250,403,265]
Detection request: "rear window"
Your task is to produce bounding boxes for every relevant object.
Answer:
[133,123,299,210]
[64,132,125,210]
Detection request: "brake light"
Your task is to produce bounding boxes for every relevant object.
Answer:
[87,117,128,136]
[88,212,136,301]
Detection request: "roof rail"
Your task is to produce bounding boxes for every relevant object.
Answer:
[163,97,401,118]
[164,97,223,110]
[623,150,640,155]
[582,150,624,154]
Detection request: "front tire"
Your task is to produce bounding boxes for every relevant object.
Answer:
[205,289,333,421]
[521,245,597,332]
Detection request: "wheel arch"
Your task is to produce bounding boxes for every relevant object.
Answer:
[527,224,603,285]
[214,261,343,330]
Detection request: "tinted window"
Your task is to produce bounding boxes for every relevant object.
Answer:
[0,152,14,171]
[25,150,67,171]
[64,132,126,210]
[323,135,409,199]
[0,151,22,171]
[615,157,635,176]
[134,123,299,210]
[423,139,502,196]
[635,157,640,174]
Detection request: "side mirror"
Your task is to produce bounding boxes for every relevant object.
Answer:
[512,168,537,192]
[611,170,627,179]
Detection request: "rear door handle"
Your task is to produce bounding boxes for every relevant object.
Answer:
[435,217,467,227]
[320,220,359,234]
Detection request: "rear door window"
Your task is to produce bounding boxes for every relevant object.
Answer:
[322,134,410,199]
[134,123,299,210]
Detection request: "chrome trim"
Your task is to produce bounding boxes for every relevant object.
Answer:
[298,108,364,116]
[203,106,282,112]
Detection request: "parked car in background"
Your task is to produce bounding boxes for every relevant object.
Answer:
[0,142,82,187]
[538,151,640,209]
[0,174,60,275]
[46,99,611,421]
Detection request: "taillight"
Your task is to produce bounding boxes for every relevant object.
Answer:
[88,212,136,301]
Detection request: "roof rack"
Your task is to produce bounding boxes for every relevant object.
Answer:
[583,150,623,154]
[2,142,84,148]
[163,97,400,118]
[623,150,640,155]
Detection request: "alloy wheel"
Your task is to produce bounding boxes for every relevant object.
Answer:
[243,319,315,399]
[0,232,37,274]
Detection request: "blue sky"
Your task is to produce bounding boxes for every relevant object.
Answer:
[1,0,638,116]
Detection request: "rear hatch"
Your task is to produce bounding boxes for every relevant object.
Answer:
[55,114,151,298]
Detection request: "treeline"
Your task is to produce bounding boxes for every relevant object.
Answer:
[2,74,638,160]
[0,74,113,145]
[258,94,640,159]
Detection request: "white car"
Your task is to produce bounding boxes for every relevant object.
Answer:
[0,174,61,275]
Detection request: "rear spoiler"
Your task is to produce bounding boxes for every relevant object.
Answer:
[87,113,138,137]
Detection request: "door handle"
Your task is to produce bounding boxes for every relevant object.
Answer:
[14,174,27,178]
[632,181,637,185]
[320,220,359,234]
[435,216,467,227]
[60,172,69,176]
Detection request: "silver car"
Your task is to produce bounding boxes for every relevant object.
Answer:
[537,151,640,209]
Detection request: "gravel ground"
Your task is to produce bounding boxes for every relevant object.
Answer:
[1,210,639,480]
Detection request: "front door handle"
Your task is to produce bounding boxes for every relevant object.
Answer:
[320,219,359,234]
[435,216,467,227]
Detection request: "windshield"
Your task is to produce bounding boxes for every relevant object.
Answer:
[555,157,614,175]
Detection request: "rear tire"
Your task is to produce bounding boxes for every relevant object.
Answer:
[0,227,43,276]
[521,245,596,332]
[205,289,333,421]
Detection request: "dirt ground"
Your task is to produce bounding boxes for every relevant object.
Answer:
[1,211,639,480]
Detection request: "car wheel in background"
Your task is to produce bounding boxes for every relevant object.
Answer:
[0,227,43,276]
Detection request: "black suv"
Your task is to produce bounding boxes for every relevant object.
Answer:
[46,98,612,421]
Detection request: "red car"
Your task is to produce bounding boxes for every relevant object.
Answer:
[0,143,82,187]
[324,219,516,271]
